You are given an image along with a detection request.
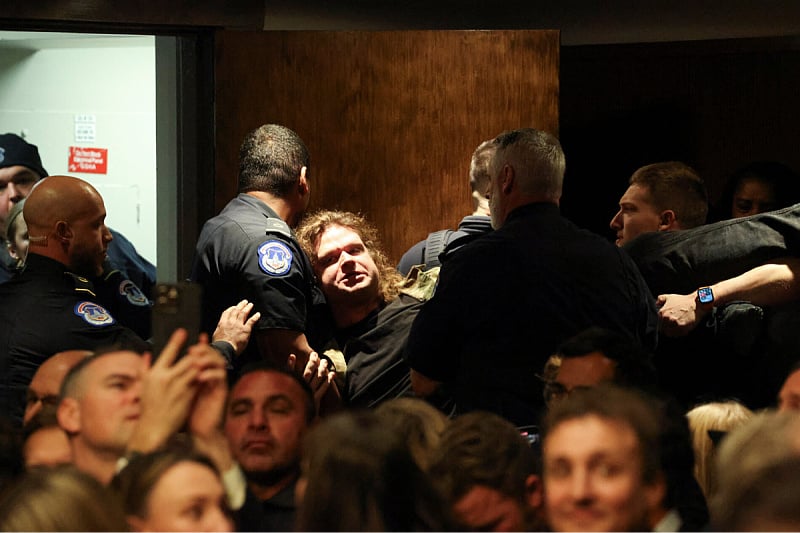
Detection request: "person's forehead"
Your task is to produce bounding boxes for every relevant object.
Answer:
[620,183,655,206]
[231,370,304,401]
[782,369,800,392]
[85,351,143,380]
[0,165,40,183]
[557,352,617,385]
[318,225,363,249]
[546,415,640,456]
[31,351,91,393]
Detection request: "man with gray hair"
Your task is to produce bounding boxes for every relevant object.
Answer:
[405,128,657,426]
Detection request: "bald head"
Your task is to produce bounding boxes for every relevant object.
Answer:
[23,175,112,276]
[24,350,91,426]
[24,176,102,235]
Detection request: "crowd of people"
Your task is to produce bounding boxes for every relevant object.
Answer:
[1,125,800,532]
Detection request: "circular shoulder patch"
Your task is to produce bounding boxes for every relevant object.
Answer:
[258,240,293,276]
[118,279,150,306]
[74,301,116,327]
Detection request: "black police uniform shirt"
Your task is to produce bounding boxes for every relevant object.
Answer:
[91,258,152,340]
[0,253,149,423]
[404,203,658,427]
[190,194,333,373]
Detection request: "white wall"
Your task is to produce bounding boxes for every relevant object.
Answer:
[0,35,157,264]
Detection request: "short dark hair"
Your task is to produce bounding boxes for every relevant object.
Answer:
[556,326,658,392]
[238,124,309,197]
[630,161,708,229]
[543,384,662,484]
[429,410,539,504]
[229,360,316,423]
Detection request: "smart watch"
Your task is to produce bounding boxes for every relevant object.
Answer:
[697,286,714,305]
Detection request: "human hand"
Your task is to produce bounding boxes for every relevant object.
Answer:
[187,333,230,439]
[657,292,710,337]
[212,299,261,356]
[288,351,338,415]
[127,328,200,453]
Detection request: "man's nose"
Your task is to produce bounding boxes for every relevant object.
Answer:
[569,469,594,501]
[609,210,623,230]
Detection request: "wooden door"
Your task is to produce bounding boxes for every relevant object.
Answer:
[215,30,559,262]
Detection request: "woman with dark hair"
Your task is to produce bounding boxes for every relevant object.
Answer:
[713,161,800,220]
[112,448,233,532]
[296,410,457,531]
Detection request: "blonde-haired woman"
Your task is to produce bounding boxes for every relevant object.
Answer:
[686,400,754,500]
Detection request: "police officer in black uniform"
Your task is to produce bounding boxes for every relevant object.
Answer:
[0,133,153,339]
[191,124,333,376]
[0,175,148,424]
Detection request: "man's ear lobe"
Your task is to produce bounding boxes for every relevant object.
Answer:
[524,474,543,509]
[55,221,73,243]
[658,210,677,231]
[57,397,81,435]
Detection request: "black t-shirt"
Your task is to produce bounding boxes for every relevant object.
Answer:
[405,203,658,426]
[0,253,148,423]
[190,194,333,373]
[334,293,423,408]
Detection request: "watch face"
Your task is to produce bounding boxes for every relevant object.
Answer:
[698,287,714,304]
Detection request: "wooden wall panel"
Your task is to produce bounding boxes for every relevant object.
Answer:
[215,30,559,262]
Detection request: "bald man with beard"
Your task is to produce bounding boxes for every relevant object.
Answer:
[0,176,148,424]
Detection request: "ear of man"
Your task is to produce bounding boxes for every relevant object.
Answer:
[55,220,73,244]
[658,210,678,231]
[525,473,543,509]
[57,397,82,435]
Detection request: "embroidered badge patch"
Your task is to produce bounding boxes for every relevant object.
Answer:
[119,280,150,306]
[258,240,293,276]
[74,301,116,326]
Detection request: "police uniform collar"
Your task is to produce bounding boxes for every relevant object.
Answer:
[237,193,283,221]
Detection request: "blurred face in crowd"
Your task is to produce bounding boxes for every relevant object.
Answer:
[454,484,534,532]
[7,213,29,263]
[23,426,72,468]
[609,184,662,246]
[25,350,90,426]
[778,368,800,412]
[731,178,777,218]
[0,165,38,231]
[548,353,617,404]
[128,461,233,532]
[312,224,381,309]
[224,370,309,480]
[543,414,663,532]
[59,352,144,455]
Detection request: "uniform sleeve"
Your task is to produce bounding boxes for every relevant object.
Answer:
[232,231,309,333]
[403,255,468,382]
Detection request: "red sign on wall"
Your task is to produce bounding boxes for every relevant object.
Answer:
[68,146,108,174]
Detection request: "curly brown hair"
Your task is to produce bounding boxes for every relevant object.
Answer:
[297,210,404,304]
